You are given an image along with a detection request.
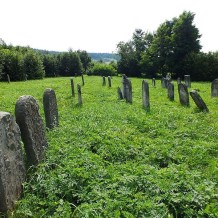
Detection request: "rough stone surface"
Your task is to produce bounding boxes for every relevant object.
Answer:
[43,88,59,129]
[168,82,174,101]
[70,78,75,97]
[15,95,48,165]
[0,112,26,213]
[142,80,150,109]
[108,76,112,87]
[102,76,106,86]
[211,78,218,97]
[77,84,82,106]
[178,84,190,106]
[117,87,123,100]
[184,75,191,88]
[190,90,209,112]
[122,75,132,103]
[152,78,156,87]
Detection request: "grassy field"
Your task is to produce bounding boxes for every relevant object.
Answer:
[0,76,218,217]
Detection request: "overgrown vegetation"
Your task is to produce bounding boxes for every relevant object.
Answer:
[0,76,217,217]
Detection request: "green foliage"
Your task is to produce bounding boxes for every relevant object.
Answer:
[43,54,59,77]
[0,76,217,217]
[77,50,92,73]
[87,62,117,76]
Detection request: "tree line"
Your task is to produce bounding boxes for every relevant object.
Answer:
[0,41,92,81]
[116,11,218,81]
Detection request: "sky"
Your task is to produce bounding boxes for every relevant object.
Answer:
[1,0,218,53]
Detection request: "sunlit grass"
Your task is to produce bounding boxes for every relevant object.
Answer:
[1,76,218,217]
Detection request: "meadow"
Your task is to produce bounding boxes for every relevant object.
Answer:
[0,76,218,217]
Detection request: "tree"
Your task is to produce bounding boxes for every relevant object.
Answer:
[77,50,91,73]
[58,50,83,76]
[23,51,45,79]
[43,54,58,77]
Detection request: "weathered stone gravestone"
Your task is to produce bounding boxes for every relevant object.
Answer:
[122,74,132,103]
[161,77,166,88]
[117,87,123,100]
[7,74,10,83]
[108,76,112,87]
[102,76,106,86]
[190,90,209,112]
[178,84,190,106]
[177,77,181,85]
[152,78,156,87]
[15,96,48,165]
[142,80,150,110]
[77,84,82,106]
[168,82,174,101]
[211,78,218,97]
[81,74,84,86]
[70,78,75,97]
[43,88,59,129]
[184,75,191,88]
[0,112,26,213]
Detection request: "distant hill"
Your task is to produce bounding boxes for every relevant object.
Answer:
[88,53,120,62]
[34,49,120,62]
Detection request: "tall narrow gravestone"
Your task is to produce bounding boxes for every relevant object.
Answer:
[178,84,190,106]
[152,78,156,87]
[0,112,26,213]
[184,75,191,88]
[15,96,48,165]
[122,75,132,103]
[70,78,75,97]
[142,80,150,110]
[211,78,218,97]
[77,84,82,106]
[190,90,209,112]
[168,82,174,101]
[108,76,112,87]
[102,76,106,86]
[43,88,59,129]
[81,74,85,86]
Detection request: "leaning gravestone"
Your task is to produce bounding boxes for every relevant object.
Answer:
[15,96,48,165]
[43,88,59,129]
[178,84,190,106]
[77,84,82,106]
[168,82,174,101]
[108,76,112,87]
[142,80,150,110]
[190,90,209,112]
[184,75,191,88]
[0,112,26,213]
[70,78,75,97]
[211,78,218,97]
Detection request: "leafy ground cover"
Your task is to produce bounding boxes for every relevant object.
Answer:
[0,76,218,217]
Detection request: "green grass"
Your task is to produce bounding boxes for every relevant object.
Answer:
[0,76,218,217]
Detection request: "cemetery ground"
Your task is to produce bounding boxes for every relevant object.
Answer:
[0,76,218,217]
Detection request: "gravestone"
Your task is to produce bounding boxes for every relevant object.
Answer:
[43,88,59,129]
[142,80,150,110]
[7,74,10,83]
[102,76,106,86]
[168,82,174,101]
[122,74,128,99]
[211,78,218,97]
[152,78,156,87]
[178,84,189,106]
[70,78,75,97]
[161,77,168,88]
[177,77,181,85]
[15,95,48,165]
[184,75,191,88]
[0,112,26,213]
[81,74,84,86]
[190,90,209,112]
[117,87,123,100]
[77,84,82,106]
[108,76,112,87]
